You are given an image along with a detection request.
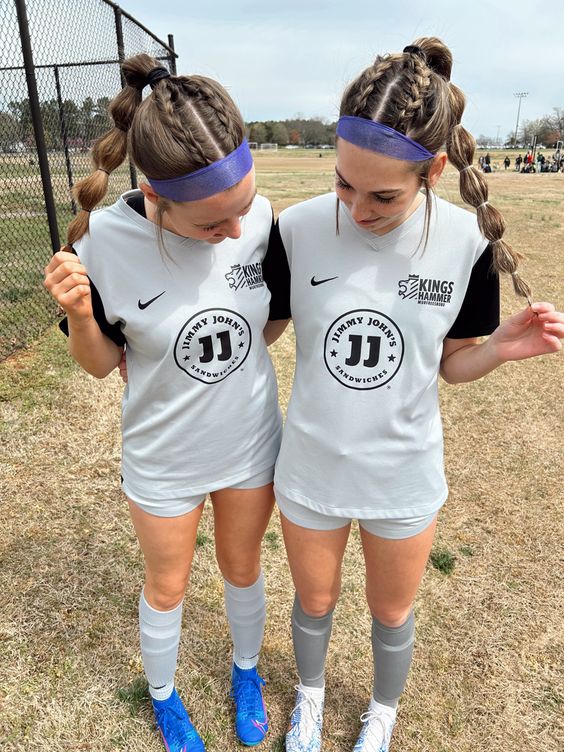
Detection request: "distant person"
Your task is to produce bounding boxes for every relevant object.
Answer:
[504,156,510,169]
[485,152,491,165]
[515,154,523,170]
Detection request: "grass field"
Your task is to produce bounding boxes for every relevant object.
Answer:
[0,150,563,751]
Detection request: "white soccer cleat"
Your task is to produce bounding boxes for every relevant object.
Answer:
[285,683,325,752]
[353,698,396,752]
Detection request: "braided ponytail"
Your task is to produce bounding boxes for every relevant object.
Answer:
[67,54,152,246]
[445,108,532,302]
[412,37,532,302]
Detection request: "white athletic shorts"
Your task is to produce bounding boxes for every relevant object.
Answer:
[123,466,274,518]
[275,489,438,540]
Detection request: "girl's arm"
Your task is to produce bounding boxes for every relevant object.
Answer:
[44,250,123,378]
[263,319,290,346]
[440,302,563,384]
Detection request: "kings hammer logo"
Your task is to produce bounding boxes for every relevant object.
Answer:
[225,263,264,291]
[398,274,454,307]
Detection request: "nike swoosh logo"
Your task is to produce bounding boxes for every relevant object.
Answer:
[311,276,338,286]
[138,291,166,309]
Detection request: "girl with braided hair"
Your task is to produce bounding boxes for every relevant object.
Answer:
[265,37,564,752]
[43,53,288,752]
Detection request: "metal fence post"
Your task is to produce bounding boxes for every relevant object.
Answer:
[14,0,60,250]
[168,35,177,75]
[53,64,77,215]
[113,4,137,189]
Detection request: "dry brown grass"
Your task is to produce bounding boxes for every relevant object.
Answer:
[0,154,562,751]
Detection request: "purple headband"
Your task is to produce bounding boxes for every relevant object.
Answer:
[336,116,435,161]
[147,139,253,201]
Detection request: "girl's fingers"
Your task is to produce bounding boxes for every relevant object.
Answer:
[44,263,88,289]
[508,306,536,325]
[537,311,564,324]
[530,301,556,314]
[542,322,564,337]
[58,285,91,309]
[541,332,563,351]
[44,250,80,274]
[51,274,90,299]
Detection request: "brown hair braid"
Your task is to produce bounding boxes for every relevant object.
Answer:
[339,37,531,302]
[67,53,246,250]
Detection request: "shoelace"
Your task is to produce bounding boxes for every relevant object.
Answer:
[154,701,197,745]
[231,673,266,717]
[291,685,323,727]
[355,709,393,751]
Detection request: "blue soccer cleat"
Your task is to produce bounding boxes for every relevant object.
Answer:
[230,663,269,746]
[152,688,205,752]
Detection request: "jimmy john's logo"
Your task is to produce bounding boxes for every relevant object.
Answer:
[398,275,454,306]
[324,309,404,390]
[174,308,251,384]
[225,262,264,291]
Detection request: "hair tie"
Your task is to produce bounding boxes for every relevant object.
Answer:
[147,66,171,89]
[477,201,489,210]
[403,45,425,58]
[115,124,128,133]
[97,168,110,175]
[80,208,91,213]
[460,165,473,173]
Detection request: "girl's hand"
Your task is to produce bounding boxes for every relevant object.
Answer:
[43,248,92,322]
[118,350,128,383]
[489,302,564,362]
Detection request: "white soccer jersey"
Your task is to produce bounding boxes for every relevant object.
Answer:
[70,190,282,499]
[273,192,499,518]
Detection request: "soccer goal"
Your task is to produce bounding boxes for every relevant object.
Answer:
[259,143,278,151]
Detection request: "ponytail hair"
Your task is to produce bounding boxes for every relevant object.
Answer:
[339,36,532,302]
[67,58,144,245]
[446,119,532,302]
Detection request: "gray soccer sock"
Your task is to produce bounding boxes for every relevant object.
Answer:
[224,570,266,669]
[292,593,334,689]
[371,610,415,709]
[139,590,183,701]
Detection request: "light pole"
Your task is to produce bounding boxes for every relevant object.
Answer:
[496,124,501,146]
[513,92,528,148]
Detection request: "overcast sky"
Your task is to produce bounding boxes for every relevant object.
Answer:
[126,1,562,142]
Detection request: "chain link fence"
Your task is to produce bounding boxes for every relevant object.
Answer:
[0,0,177,360]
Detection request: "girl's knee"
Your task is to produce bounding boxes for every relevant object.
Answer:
[369,603,413,628]
[297,591,339,618]
[218,560,261,588]
[216,546,261,587]
[144,575,188,611]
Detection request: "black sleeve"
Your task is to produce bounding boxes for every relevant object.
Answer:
[447,243,500,339]
[58,247,126,347]
[262,218,291,320]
